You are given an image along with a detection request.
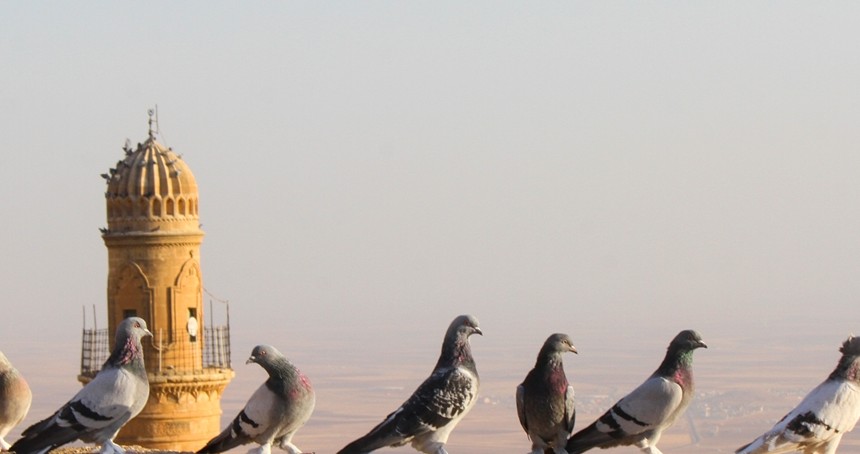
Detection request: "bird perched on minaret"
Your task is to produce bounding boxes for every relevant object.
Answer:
[565,330,707,454]
[197,344,315,454]
[11,317,152,454]
[0,350,31,450]
[517,333,578,454]
[337,314,482,454]
[736,335,860,454]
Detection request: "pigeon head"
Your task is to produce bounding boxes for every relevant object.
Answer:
[830,335,860,382]
[117,317,153,343]
[542,333,578,355]
[109,317,152,367]
[448,314,483,339]
[247,344,285,366]
[436,315,482,372]
[669,329,708,352]
[655,329,706,379]
[839,335,860,356]
[246,344,296,377]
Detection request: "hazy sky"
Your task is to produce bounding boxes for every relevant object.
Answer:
[2,2,860,358]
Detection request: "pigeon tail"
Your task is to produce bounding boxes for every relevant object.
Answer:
[10,408,95,454]
[197,423,250,453]
[337,433,400,454]
[564,420,621,454]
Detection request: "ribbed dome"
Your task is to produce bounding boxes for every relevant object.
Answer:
[103,135,201,235]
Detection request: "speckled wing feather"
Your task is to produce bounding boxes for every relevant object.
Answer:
[338,365,478,453]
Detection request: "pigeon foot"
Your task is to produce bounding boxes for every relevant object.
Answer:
[99,440,126,454]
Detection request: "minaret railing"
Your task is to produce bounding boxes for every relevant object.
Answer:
[80,325,231,378]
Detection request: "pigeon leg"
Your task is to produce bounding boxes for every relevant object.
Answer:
[639,447,663,454]
[418,443,448,454]
[551,434,570,454]
[278,440,304,454]
[249,443,273,454]
[99,440,126,454]
[822,439,841,454]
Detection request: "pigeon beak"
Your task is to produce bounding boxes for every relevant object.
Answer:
[570,345,578,354]
[698,340,708,349]
[246,355,257,365]
[473,327,483,336]
[143,329,153,338]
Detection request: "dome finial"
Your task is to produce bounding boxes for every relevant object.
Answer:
[147,108,156,139]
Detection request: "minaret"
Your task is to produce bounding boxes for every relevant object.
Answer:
[86,111,234,450]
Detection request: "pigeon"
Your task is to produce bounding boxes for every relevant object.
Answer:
[337,314,483,454]
[10,317,152,454]
[0,350,32,449]
[565,329,707,454]
[736,335,860,454]
[517,333,578,454]
[197,344,315,454]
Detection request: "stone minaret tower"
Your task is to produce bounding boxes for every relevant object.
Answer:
[94,114,234,450]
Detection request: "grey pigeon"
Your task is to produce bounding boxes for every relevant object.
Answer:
[565,330,707,454]
[10,317,152,454]
[337,314,483,454]
[0,350,31,449]
[517,333,578,454]
[197,344,315,454]
[736,335,860,454]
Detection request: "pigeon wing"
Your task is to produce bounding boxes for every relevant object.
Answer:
[516,383,529,434]
[17,367,141,450]
[198,384,279,453]
[613,375,684,433]
[391,366,476,439]
[338,366,476,453]
[564,384,576,433]
[567,375,682,452]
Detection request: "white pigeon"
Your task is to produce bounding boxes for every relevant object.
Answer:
[736,335,860,454]
[197,344,315,454]
[565,330,707,454]
[337,314,482,454]
[517,333,578,454]
[0,350,32,449]
[10,317,152,454]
